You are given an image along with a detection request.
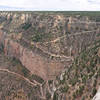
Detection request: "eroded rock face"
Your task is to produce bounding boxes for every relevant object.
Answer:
[2,30,99,80]
[0,12,99,80]
[0,12,99,81]
[2,37,65,80]
[0,53,44,100]
[0,12,100,100]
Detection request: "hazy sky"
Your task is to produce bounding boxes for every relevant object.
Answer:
[0,0,100,10]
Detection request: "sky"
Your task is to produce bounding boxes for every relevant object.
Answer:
[0,0,100,11]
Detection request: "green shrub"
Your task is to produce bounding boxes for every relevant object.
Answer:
[31,74,44,83]
[70,76,78,86]
[32,33,44,42]
[48,80,53,85]
[82,75,87,84]
[73,92,77,98]
[11,57,21,66]
[22,67,30,77]
[53,92,58,100]
[78,85,84,95]
[22,23,32,30]
[32,33,51,42]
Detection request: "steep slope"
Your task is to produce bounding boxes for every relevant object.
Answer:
[0,49,46,99]
[52,34,100,100]
[0,12,100,100]
[0,12,99,80]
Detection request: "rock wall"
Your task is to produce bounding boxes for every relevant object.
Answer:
[0,30,65,80]
[0,29,99,81]
[0,12,99,81]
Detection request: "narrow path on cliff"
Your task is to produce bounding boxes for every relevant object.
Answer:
[0,68,47,99]
[29,29,98,61]
[22,37,73,61]
[0,52,46,98]
[14,29,99,62]
[35,44,73,61]
[0,54,42,86]
[43,30,98,44]
[0,68,37,86]
[0,53,46,99]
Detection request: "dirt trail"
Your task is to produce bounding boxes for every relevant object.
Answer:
[22,37,73,61]
[35,44,73,61]
[31,30,97,61]
[0,68,47,99]
[44,35,66,44]
[0,68,37,86]
[11,30,98,62]
[43,30,97,44]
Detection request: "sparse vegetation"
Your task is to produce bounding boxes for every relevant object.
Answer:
[32,33,51,42]
[31,74,44,83]
[53,92,58,100]
[0,11,100,100]
[55,35,100,99]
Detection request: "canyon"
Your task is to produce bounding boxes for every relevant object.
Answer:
[0,11,100,100]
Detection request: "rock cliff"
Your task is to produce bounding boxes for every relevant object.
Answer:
[0,11,100,100]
